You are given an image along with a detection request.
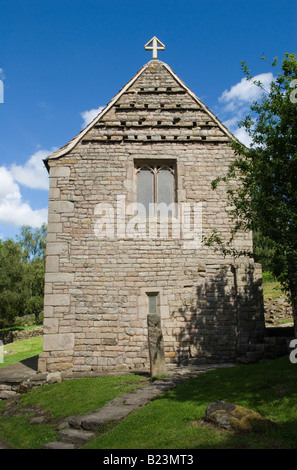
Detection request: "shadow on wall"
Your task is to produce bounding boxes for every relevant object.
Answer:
[173,263,266,366]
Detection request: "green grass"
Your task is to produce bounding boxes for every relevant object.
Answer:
[0,324,40,333]
[19,375,147,418]
[262,272,284,299]
[0,374,148,448]
[263,281,283,299]
[82,356,297,450]
[0,336,43,368]
[0,414,57,449]
[1,356,297,449]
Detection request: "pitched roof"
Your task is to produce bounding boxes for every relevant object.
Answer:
[44,60,236,170]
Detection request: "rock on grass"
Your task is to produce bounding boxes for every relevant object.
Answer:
[204,401,274,432]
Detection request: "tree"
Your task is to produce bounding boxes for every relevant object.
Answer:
[0,239,25,328]
[17,223,47,262]
[17,224,47,324]
[252,229,277,274]
[0,225,47,329]
[211,53,297,336]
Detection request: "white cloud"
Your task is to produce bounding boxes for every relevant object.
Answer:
[233,128,253,148]
[218,72,275,147]
[81,106,104,128]
[0,167,20,202]
[219,73,274,105]
[0,149,52,229]
[11,149,51,190]
[222,116,239,129]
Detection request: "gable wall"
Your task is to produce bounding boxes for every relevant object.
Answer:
[39,62,265,373]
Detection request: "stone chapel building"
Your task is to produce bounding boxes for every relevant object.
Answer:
[38,39,265,374]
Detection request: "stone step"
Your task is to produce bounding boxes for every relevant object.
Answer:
[69,405,134,432]
[58,428,95,445]
[43,441,76,449]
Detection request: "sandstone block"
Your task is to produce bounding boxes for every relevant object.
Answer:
[45,273,74,283]
[46,242,68,256]
[45,255,59,273]
[50,166,70,178]
[50,201,74,214]
[43,333,75,352]
[44,294,70,306]
[0,390,18,400]
[38,355,47,373]
[46,372,62,384]
[47,222,62,233]
[43,318,59,334]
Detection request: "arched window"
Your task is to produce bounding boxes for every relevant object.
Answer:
[135,161,176,217]
[136,166,154,215]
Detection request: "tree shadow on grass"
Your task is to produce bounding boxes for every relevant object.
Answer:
[157,355,297,449]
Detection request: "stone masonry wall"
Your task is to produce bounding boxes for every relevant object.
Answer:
[39,61,265,373]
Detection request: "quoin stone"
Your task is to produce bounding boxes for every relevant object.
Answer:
[39,38,265,374]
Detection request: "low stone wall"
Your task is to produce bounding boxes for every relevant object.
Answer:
[0,371,58,400]
[264,296,293,326]
[0,327,43,345]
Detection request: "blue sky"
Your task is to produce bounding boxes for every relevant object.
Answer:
[0,0,296,240]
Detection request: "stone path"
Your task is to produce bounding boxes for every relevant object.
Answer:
[42,364,234,449]
[0,355,40,383]
[0,358,234,449]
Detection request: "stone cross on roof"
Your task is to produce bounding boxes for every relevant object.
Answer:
[144,36,165,60]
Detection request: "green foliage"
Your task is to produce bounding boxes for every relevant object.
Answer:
[253,230,277,273]
[16,224,47,262]
[0,225,46,328]
[210,53,297,326]
[24,296,44,323]
[17,224,46,323]
[0,239,25,328]
[262,271,276,283]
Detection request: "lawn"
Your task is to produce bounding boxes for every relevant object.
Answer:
[0,374,148,449]
[83,356,297,450]
[0,336,43,368]
[263,281,283,299]
[0,355,296,449]
[79,356,297,450]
